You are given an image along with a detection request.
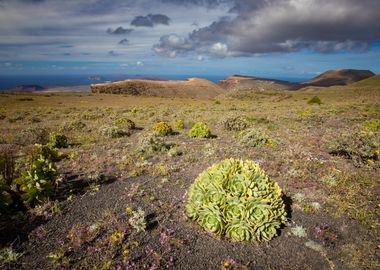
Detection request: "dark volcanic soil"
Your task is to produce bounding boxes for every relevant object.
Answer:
[4,171,347,270]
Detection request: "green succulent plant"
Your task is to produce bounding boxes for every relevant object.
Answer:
[186,158,287,242]
[188,122,212,138]
[154,122,173,136]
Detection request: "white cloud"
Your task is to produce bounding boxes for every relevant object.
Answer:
[209,42,228,57]
[196,55,205,61]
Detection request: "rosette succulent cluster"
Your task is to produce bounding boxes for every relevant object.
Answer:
[186,158,287,242]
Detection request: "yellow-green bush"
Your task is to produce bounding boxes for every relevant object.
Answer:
[154,122,173,136]
[173,119,185,130]
[16,155,57,206]
[188,122,211,138]
[115,117,136,129]
[307,96,322,105]
[48,132,68,149]
[363,119,380,131]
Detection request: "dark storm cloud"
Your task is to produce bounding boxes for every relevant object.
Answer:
[107,27,133,35]
[154,0,380,57]
[118,38,129,45]
[131,16,153,27]
[131,14,170,27]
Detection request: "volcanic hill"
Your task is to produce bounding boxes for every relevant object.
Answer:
[90,78,225,99]
[219,75,302,91]
[304,69,375,87]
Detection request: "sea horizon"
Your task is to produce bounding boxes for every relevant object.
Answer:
[0,74,310,91]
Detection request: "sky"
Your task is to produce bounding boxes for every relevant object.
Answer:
[0,0,379,79]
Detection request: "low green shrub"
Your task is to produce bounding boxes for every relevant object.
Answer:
[7,111,28,123]
[63,119,86,131]
[221,116,248,131]
[128,208,146,232]
[307,96,322,105]
[16,155,57,206]
[81,110,104,120]
[247,116,270,125]
[138,133,168,154]
[188,122,211,138]
[363,119,380,131]
[328,129,379,166]
[13,127,50,146]
[1,142,61,211]
[114,117,136,129]
[48,132,68,149]
[167,146,183,157]
[297,108,313,119]
[28,144,61,162]
[154,122,173,136]
[99,125,129,138]
[186,159,287,242]
[0,247,24,263]
[239,128,274,147]
[173,119,185,130]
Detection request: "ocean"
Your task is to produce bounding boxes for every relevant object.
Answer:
[0,74,308,91]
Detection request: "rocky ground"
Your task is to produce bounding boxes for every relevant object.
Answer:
[0,85,379,269]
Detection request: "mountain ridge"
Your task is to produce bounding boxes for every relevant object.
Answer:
[218,69,376,91]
